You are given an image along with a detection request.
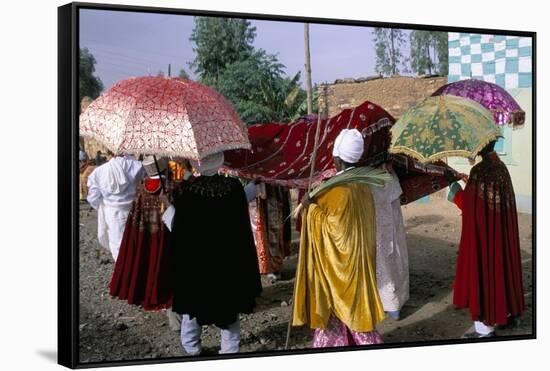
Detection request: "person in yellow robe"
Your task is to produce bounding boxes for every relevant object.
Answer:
[292,128,386,348]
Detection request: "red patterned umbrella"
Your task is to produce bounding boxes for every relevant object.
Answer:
[223,100,395,188]
[79,76,250,160]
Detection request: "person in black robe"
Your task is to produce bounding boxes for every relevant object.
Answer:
[160,152,262,355]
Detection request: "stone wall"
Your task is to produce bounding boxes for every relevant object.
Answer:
[317,75,448,118]
[317,75,449,201]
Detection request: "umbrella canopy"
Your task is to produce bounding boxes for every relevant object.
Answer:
[389,96,501,164]
[432,78,525,127]
[79,76,250,160]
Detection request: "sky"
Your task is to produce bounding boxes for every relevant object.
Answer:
[80,9,411,91]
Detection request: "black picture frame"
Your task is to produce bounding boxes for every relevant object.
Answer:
[58,2,537,369]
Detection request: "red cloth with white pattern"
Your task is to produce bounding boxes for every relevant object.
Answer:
[223,101,394,188]
[223,99,457,210]
[80,76,250,160]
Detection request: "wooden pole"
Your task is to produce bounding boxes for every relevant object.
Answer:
[285,98,324,350]
[153,155,166,193]
[304,23,313,115]
[307,115,323,192]
[168,64,171,77]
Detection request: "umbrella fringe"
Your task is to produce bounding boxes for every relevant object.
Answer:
[389,131,500,164]
[489,108,526,128]
[80,132,251,160]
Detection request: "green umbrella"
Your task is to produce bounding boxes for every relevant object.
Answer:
[389,96,501,164]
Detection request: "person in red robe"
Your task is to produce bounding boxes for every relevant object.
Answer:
[109,157,193,313]
[445,141,525,338]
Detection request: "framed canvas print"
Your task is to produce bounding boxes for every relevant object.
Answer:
[58,1,536,368]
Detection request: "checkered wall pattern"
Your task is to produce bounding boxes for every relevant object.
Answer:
[448,33,532,89]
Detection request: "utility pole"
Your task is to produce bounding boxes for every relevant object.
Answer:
[304,23,313,115]
[168,63,171,77]
[390,30,396,76]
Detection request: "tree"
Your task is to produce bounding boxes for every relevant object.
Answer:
[189,17,256,85]
[373,28,406,76]
[79,48,104,101]
[178,68,190,80]
[157,69,165,77]
[292,88,320,121]
[409,31,449,75]
[214,50,305,124]
[189,17,308,125]
[432,32,449,75]
[410,31,434,75]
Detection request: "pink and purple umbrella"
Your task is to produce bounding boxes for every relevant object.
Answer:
[432,79,525,128]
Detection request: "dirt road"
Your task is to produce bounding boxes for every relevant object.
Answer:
[78,197,533,362]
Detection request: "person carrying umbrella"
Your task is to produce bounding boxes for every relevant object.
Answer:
[444,140,525,338]
[108,156,185,310]
[389,94,525,338]
[159,151,262,355]
[80,76,258,352]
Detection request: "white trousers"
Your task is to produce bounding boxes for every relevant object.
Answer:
[180,314,240,355]
[97,203,130,261]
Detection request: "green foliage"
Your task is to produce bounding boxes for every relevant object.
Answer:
[79,48,104,101]
[292,88,320,121]
[410,31,434,75]
[178,68,190,80]
[292,166,392,218]
[190,17,307,125]
[373,28,406,76]
[433,32,449,75]
[213,51,306,124]
[189,17,256,84]
[409,31,449,75]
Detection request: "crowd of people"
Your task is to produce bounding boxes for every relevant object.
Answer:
[79,126,525,355]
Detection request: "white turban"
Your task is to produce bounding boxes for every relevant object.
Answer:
[191,152,224,176]
[332,128,364,164]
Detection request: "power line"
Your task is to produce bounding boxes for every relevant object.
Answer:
[86,45,186,66]
[81,39,192,63]
[90,50,161,66]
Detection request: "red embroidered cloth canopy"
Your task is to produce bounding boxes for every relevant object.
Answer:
[223,100,394,188]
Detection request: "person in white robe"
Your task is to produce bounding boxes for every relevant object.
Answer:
[369,163,409,320]
[87,154,144,261]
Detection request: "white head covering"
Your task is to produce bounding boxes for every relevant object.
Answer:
[190,152,224,176]
[332,128,364,164]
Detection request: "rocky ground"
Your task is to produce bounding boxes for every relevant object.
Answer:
[78,196,533,363]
